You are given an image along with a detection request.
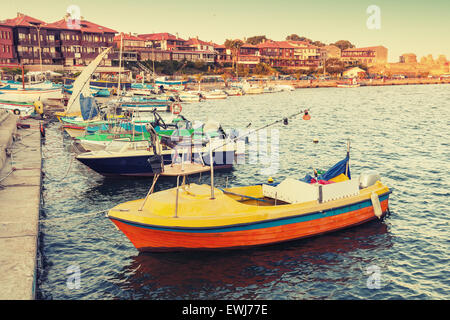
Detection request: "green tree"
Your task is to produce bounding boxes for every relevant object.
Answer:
[331,40,355,51]
[225,39,244,75]
[246,35,267,45]
[325,58,345,75]
[286,34,311,42]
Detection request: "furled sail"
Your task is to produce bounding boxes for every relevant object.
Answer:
[65,47,112,115]
[79,93,99,120]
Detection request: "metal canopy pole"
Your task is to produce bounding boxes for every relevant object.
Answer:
[209,137,215,200]
[139,173,160,211]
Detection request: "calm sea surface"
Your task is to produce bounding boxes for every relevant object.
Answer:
[37,84,449,300]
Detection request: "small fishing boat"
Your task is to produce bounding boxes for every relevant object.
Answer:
[108,149,391,252]
[56,48,114,120]
[224,88,243,96]
[201,89,228,99]
[337,78,360,88]
[0,87,63,104]
[64,78,132,91]
[76,134,237,177]
[155,76,189,87]
[178,91,202,102]
[74,113,200,151]
[0,100,41,118]
[275,84,295,91]
[243,85,264,95]
[1,79,61,90]
[107,110,392,252]
[263,86,283,94]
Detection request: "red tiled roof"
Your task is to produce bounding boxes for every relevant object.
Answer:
[114,33,144,41]
[241,43,258,48]
[0,13,45,27]
[44,18,117,33]
[139,33,185,42]
[186,37,213,46]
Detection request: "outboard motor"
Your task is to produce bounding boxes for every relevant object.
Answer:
[359,171,381,189]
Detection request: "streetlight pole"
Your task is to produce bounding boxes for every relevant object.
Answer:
[33,24,43,75]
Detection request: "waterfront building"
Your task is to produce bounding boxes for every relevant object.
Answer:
[399,53,417,64]
[257,40,321,69]
[44,15,117,66]
[0,22,16,64]
[0,12,117,67]
[341,45,388,66]
[0,13,50,65]
[138,33,186,51]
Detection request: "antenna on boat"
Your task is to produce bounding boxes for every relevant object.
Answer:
[345,139,350,177]
[209,136,215,200]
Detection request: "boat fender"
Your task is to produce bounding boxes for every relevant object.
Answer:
[13,109,20,115]
[33,101,44,115]
[371,192,383,219]
[171,103,182,115]
[40,122,45,137]
[359,171,381,189]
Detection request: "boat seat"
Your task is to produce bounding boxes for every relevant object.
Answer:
[262,178,318,204]
[262,178,360,204]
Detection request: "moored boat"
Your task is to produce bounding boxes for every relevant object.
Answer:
[201,89,227,99]
[0,87,63,104]
[107,150,391,252]
[0,100,41,118]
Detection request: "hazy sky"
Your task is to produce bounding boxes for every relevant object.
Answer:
[2,0,449,62]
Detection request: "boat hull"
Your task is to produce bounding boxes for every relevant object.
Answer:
[77,150,235,176]
[109,193,390,252]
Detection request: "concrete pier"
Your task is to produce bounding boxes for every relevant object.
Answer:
[0,111,42,300]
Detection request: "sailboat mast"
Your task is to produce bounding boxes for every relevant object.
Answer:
[118,33,123,96]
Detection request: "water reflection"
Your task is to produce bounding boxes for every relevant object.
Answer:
[115,221,392,299]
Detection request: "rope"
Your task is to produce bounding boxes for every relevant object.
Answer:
[0,168,16,183]
[210,108,310,153]
[38,209,108,224]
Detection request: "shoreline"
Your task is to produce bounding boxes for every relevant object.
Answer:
[0,114,42,300]
[186,77,450,90]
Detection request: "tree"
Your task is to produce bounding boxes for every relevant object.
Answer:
[325,58,345,75]
[311,40,326,47]
[246,35,267,45]
[224,39,244,75]
[253,63,276,75]
[331,40,355,51]
[286,34,311,43]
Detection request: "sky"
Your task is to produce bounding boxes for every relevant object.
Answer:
[1,0,449,62]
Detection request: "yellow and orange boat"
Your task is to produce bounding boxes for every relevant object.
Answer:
[108,153,392,252]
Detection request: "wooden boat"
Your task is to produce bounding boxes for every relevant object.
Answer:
[0,100,38,117]
[76,136,237,176]
[224,88,243,96]
[64,78,132,91]
[337,78,360,88]
[243,85,264,95]
[108,149,391,252]
[56,48,113,120]
[178,91,202,102]
[201,89,227,99]
[0,87,63,104]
